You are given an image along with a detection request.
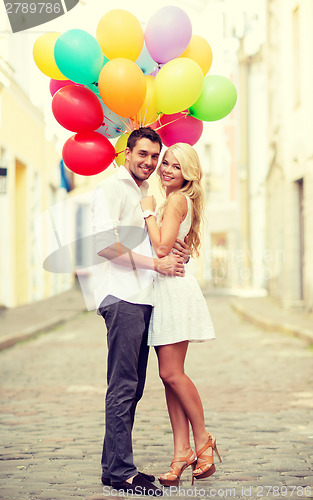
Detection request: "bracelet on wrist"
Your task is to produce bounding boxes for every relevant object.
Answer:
[143,209,156,219]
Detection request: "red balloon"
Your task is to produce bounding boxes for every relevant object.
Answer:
[52,85,104,132]
[158,111,203,146]
[49,79,81,97]
[62,132,115,175]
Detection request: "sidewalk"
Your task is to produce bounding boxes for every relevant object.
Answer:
[0,286,87,351]
[229,294,313,344]
[1,286,313,352]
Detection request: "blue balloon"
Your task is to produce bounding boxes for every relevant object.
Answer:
[54,29,104,85]
[136,43,157,75]
[97,101,132,139]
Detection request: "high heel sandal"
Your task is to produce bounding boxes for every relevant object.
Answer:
[159,449,197,487]
[193,433,222,480]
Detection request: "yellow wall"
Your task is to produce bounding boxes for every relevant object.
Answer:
[15,159,28,305]
[0,89,44,167]
[0,81,63,306]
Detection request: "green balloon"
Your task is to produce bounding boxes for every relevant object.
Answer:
[189,75,237,121]
[54,29,104,85]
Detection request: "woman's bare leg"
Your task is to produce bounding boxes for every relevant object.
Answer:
[157,342,212,462]
[164,384,191,454]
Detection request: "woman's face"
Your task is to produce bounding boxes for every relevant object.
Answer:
[159,151,185,193]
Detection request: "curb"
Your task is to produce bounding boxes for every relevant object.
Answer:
[230,299,313,345]
[0,310,86,352]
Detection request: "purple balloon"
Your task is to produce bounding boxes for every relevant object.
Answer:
[145,6,192,64]
[136,43,158,75]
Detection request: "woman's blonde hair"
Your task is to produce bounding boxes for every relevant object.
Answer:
[157,143,205,257]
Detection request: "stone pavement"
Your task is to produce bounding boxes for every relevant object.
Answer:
[1,295,313,500]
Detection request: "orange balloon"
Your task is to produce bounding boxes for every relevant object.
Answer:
[179,35,213,75]
[98,58,147,118]
[96,9,144,61]
[134,75,161,127]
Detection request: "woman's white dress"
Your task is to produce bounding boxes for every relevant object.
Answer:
[148,195,216,347]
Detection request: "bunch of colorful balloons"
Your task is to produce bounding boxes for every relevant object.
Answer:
[33,6,237,176]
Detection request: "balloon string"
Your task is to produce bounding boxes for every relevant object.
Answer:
[144,119,159,128]
[115,148,126,156]
[144,113,162,129]
[102,113,129,136]
[141,91,153,127]
[120,117,133,132]
[103,114,119,126]
[153,115,184,132]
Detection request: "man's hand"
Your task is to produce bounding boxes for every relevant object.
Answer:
[155,254,185,277]
[172,238,190,264]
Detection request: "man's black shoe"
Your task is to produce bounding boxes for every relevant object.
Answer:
[111,474,163,496]
[101,471,155,486]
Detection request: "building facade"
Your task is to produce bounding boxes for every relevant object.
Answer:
[0,37,72,308]
[190,0,242,291]
[265,0,313,311]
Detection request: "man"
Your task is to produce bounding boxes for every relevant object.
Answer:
[91,127,188,496]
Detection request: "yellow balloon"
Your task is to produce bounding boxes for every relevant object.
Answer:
[33,32,67,80]
[96,9,144,61]
[179,35,213,75]
[134,76,161,127]
[155,58,204,115]
[115,133,130,167]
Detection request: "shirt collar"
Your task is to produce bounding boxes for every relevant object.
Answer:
[118,166,149,195]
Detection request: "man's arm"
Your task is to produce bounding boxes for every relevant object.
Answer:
[98,242,185,277]
[91,184,184,276]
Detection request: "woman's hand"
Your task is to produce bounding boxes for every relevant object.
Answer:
[140,195,156,212]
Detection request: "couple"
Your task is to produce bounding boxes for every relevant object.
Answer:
[91,127,220,496]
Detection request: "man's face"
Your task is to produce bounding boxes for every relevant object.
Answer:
[124,138,161,186]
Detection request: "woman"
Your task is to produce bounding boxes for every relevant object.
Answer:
[140,143,221,487]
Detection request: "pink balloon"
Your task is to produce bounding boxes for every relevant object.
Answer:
[49,79,81,97]
[62,132,115,176]
[158,112,203,147]
[145,6,192,64]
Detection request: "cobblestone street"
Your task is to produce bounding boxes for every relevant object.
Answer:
[1,296,313,499]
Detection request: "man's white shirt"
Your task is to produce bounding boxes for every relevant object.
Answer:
[90,166,154,310]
